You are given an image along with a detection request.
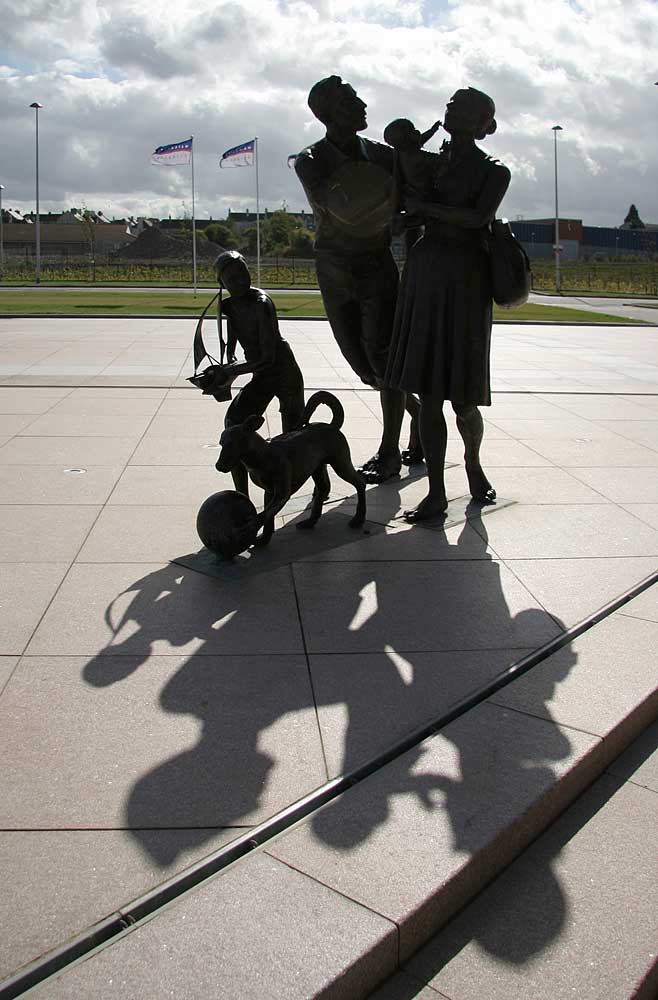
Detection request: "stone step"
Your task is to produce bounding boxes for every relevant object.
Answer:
[26,589,658,999]
[370,718,658,1000]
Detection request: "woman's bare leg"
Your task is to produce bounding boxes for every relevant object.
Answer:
[404,393,448,520]
[402,393,423,464]
[452,403,496,502]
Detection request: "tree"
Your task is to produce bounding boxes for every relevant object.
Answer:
[624,204,645,229]
[261,209,299,255]
[205,221,239,249]
[287,228,314,258]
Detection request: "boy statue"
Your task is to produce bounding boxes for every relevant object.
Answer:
[211,250,305,497]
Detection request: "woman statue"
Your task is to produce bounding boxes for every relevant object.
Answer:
[385,88,511,521]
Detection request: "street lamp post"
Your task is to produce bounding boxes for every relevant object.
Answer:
[0,184,4,277]
[30,102,43,284]
[552,124,563,293]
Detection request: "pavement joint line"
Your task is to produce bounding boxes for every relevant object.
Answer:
[0,385,657,396]
[2,570,657,1000]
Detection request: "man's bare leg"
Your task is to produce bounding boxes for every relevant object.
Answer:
[360,386,404,483]
[453,403,496,503]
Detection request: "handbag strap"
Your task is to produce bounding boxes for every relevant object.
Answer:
[191,291,221,375]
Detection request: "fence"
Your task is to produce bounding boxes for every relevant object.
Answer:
[0,254,319,287]
[2,252,657,296]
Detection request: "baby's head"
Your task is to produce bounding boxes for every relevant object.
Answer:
[384,118,420,151]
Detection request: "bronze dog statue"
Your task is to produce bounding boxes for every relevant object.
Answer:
[215,391,366,547]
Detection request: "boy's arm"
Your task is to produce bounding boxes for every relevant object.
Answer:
[419,121,442,146]
[216,299,238,365]
[219,297,278,378]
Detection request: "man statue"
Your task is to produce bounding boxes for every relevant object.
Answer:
[295,75,420,482]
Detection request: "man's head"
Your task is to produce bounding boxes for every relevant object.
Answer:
[307,76,367,134]
[215,250,251,296]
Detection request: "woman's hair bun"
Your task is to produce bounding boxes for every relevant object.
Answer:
[475,116,497,141]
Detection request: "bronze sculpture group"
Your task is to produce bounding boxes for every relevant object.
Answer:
[297,79,510,522]
[194,78,513,555]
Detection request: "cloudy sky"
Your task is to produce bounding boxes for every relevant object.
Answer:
[0,0,656,227]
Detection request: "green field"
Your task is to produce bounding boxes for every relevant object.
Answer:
[0,289,645,323]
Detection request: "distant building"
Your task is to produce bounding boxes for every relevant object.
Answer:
[227,208,315,233]
[0,222,136,257]
[511,215,658,260]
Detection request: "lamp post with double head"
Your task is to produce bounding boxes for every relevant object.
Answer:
[552,124,563,292]
[30,102,43,284]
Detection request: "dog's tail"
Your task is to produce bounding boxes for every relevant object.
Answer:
[301,390,344,430]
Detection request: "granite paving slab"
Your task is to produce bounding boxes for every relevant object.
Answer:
[0,465,124,504]
[0,392,64,414]
[568,466,658,503]
[404,776,658,1000]
[26,561,304,656]
[298,518,491,563]
[47,395,163,416]
[18,413,155,438]
[0,563,70,655]
[606,717,658,792]
[538,393,658,420]
[621,504,658,529]
[369,971,442,999]
[517,435,658,467]
[0,435,139,466]
[0,828,237,983]
[293,559,562,655]
[0,656,18,692]
[0,413,41,435]
[105,464,224,506]
[0,653,324,829]
[469,502,658,558]
[269,702,603,961]
[310,649,533,777]
[489,612,658,762]
[0,504,100,562]
[616,583,658,623]
[33,853,398,1000]
[502,556,658,625]
[77,505,202,562]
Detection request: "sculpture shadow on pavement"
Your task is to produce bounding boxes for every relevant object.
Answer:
[81,487,577,968]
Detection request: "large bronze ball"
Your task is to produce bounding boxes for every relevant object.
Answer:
[196,490,258,559]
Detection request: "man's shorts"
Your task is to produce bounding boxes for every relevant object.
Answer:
[315,250,399,385]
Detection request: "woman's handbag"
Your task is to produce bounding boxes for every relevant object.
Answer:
[187,290,239,402]
[487,219,532,309]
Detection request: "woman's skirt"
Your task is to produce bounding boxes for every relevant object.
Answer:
[385,231,493,405]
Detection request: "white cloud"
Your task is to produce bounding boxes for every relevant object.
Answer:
[0,0,656,226]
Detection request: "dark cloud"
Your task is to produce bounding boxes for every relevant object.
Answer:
[0,0,656,226]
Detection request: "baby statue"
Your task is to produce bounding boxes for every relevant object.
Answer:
[383,117,443,251]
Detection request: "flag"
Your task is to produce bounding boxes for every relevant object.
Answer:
[220,139,255,168]
[287,153,298,169]
[151,138,193,165]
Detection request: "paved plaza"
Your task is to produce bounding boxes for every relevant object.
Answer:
[0,316,657,997]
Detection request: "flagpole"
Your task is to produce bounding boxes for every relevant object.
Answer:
[255,136,261,287]
[190,135,197,296]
